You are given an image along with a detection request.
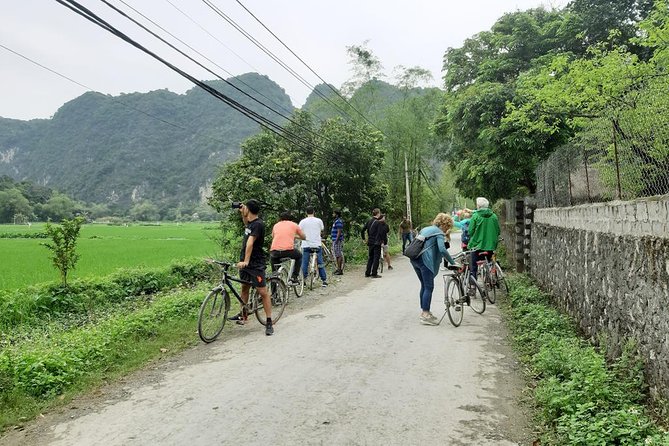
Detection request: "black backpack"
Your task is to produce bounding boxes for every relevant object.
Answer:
[404,234,438,260]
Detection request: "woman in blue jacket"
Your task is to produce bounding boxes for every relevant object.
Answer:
[411,213,456,325]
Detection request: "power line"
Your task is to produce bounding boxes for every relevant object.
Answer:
[233,0,384,132]
[147,0,296,119]
[54,0,343,162]
[200,0,358,122]
[104,0,347,155]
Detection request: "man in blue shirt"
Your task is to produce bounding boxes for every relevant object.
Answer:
[331,209,345,275]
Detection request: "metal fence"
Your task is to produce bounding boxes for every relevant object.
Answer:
[535,115,669,208]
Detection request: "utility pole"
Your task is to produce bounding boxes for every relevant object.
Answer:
[404,154,412,224]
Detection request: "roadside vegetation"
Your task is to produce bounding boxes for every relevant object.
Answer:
[503,275,669,445]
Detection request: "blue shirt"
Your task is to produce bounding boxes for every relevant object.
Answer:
[331,217,344,241]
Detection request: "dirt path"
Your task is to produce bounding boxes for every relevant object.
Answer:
[2,240,532,445]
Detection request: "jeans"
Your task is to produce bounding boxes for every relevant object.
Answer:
[410,256,435,312]
[365,244,382,276]
[302,247,327,282]
[401,232,413,253]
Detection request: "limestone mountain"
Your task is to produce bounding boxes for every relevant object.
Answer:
[0,73,293,213]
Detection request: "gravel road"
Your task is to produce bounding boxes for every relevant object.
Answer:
[3,236,532,445]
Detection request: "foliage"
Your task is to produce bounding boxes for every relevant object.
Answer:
[209,111,387,228]
[42,217,85,286]
[504,275,669,445]
[0,259,211,329]
[435,1,658,200]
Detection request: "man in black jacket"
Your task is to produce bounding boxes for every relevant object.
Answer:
[361,208,383,278]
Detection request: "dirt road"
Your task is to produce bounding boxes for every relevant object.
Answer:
[4,239,531,445]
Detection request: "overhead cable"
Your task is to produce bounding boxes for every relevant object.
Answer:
[201,0,357,122]
[233,0,384,133]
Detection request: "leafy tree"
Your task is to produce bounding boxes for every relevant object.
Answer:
[129,201,160,222]
[42,217,85,286]
[36,192,80,221]
[209,111,387,228]
[0,188,34,223]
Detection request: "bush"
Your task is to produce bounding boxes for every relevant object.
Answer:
[0,259,209,328]
[504,275,669,445]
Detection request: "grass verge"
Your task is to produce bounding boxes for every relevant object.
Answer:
[0,286,206,432]
[502,274,669,445]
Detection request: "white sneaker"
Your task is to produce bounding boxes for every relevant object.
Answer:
[420,313,439,326]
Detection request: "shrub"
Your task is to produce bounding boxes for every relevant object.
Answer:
[504,275,669,445]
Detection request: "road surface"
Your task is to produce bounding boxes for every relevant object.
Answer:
[4,237,531,445]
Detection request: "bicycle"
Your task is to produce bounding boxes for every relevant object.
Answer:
[442,252,486,327]
[276,256,304,298]
[305,247,322,290]
[473,251,509,304]
[197,260,287,343]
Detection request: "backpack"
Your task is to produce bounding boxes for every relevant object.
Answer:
[404,233,438,260]
[461,221,470,244]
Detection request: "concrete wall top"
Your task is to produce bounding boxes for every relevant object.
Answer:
[534,195,669,238]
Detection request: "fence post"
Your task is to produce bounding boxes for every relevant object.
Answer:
[568,153,573,206]
[612,120,623,200]
[583,147,591,202]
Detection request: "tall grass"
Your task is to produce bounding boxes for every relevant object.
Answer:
[0,223,224,290]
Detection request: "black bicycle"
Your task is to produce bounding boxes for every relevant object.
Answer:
[197,260,287,343]
[443,251,486,326]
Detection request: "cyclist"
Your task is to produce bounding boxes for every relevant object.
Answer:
[410,213,457,325]
[331,209,345,275]
[299,206,328,287]
[467,197,500,296]
[228,199,275,336]
[270,211,306,286]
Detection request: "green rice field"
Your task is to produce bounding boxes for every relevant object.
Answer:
[0,222,226,290]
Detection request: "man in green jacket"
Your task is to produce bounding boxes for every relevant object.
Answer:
[468,197,500,294]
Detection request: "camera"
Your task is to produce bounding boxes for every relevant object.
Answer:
[231,201,242,209]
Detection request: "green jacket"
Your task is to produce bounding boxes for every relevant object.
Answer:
[467,208,500,251]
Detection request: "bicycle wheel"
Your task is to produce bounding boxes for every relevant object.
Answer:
[197,288,230,343]
[445,277,463,327]
[467,275,486,314]
[293,272,305,298]
[379,257,384,273]
[256,277,287,325]
[494,261,510,294]
[308,254,316,290]
[482,266,497,304]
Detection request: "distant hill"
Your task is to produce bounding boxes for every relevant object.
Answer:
[0,73,293,212]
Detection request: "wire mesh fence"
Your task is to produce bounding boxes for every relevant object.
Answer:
[535,111,669,208]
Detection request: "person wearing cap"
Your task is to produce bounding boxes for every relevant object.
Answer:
[228,199,275,336]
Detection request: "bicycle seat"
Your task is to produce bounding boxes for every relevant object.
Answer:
[276,257,294,262]
[307,248,320,253]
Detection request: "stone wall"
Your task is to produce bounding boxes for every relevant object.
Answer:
[531,195,669,400]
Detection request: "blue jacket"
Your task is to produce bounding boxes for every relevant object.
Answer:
[416,225,451,277]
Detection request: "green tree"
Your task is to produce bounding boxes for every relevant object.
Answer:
[209,111,387,227]
[0,188,34,223]
[36,192,80,221]
[42,217,85,286]
[129,201,160,221]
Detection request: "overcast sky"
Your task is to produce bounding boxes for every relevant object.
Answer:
[1,0,568,120]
